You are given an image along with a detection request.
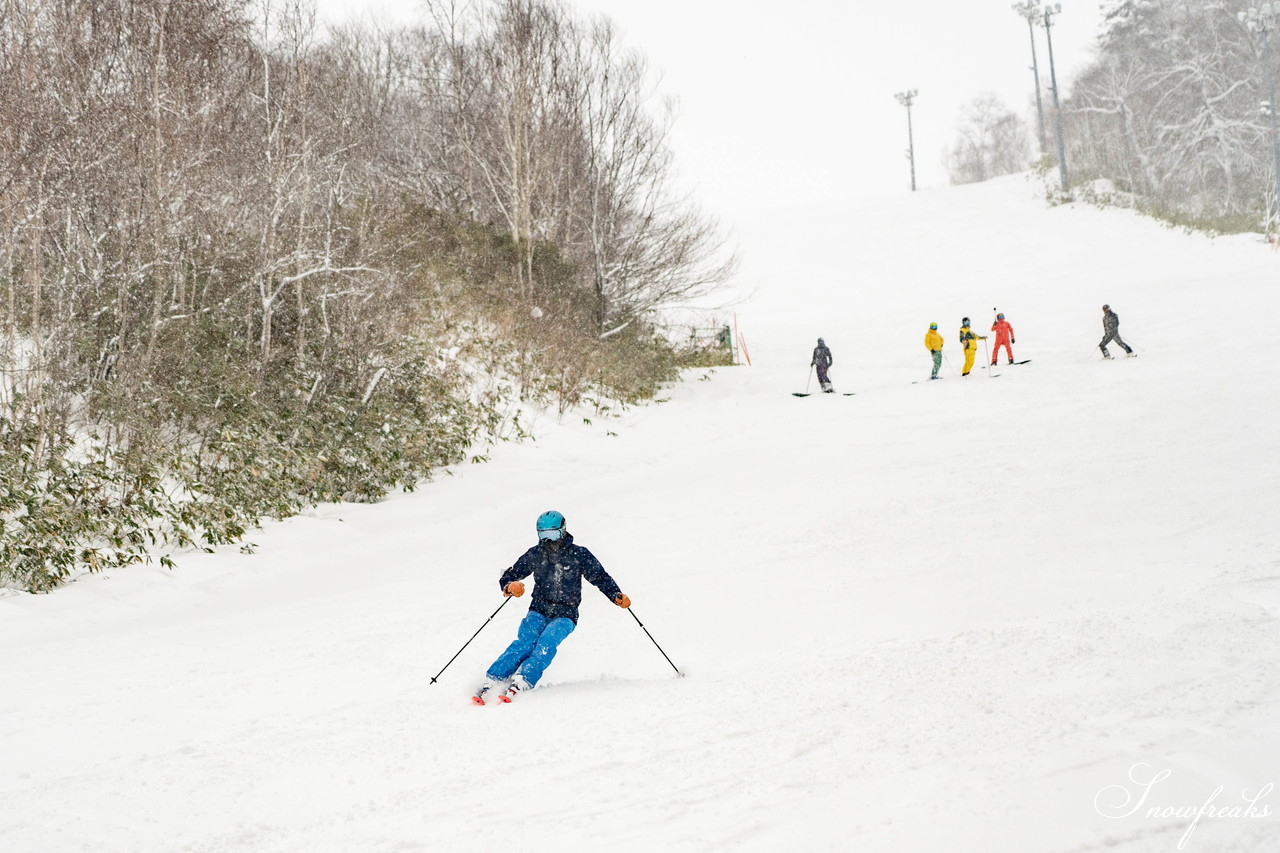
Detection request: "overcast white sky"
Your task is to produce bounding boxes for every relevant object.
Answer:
[568,1,1105,209]
[314,0,1107,295]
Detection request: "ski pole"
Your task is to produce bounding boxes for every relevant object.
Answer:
[626,606,684,677]
[429,595,514,684]
[943,351,956,374]
[805,364,813,394]
[983,337,992,376]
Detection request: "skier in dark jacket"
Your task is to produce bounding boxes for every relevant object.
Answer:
[959,318,987,376]
[1099,304,1135,358]
[811,337,834,393]
[473,510,629,703]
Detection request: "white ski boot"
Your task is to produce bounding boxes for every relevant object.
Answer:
[471,680,496,705]
[500,675,530,703]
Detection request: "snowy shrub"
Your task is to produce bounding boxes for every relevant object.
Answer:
[0,418,174,593]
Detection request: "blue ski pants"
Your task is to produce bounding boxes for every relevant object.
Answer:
[486,611,576,687]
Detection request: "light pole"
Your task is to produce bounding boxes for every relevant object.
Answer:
[1039,3,1068,192]
[895,89,919,191]
[1012,1,1047,156]
[1240,3,1280,231]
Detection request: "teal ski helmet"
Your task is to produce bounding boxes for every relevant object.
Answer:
[536,510,566,541]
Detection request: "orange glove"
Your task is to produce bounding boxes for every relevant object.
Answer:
[504,581,525,597]
[614,593,631,608]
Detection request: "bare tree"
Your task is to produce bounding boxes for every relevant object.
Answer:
[0,0,732,470]
[420,0,734,335]
[946,93,1031,185]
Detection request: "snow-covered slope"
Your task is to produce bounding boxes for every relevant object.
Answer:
[4,176,1278,853]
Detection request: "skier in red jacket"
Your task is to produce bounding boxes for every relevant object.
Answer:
[990,313,1015,366]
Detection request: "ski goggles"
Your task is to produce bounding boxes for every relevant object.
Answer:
[537,527,564,541]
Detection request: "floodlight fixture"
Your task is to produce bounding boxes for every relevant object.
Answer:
[1012,1,1048,155]
[1241,3,1278,29]
[894,90,919,191]
[1037,2,1069,191]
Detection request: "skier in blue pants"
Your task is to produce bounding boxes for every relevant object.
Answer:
[474,510,630,704]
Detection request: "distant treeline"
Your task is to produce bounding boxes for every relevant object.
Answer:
[1064,0,1276,231]
[0,0,734,591]
[946,0,1277,232]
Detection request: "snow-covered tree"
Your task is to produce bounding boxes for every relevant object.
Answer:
[946,93,1032,185]
[1065,0,1271,228]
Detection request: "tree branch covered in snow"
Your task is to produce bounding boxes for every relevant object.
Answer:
[1062,0,1274,230]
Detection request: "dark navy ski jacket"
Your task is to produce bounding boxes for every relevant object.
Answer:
[498,533,623,624]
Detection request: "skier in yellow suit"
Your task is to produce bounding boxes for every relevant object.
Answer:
[924,323,944,380]
[959,317,986,377]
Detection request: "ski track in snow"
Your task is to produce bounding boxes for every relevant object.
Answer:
[3,175,1279,853]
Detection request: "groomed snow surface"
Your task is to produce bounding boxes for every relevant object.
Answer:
[3,176,1278,853]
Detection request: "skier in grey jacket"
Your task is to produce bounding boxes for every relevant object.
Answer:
[811,338,834,393]
[1099,304,1135,358]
